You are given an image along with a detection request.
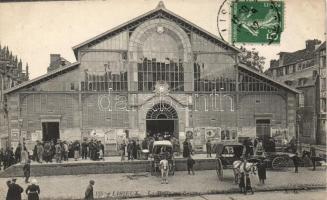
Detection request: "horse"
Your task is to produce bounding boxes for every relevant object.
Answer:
[232,160,257,184]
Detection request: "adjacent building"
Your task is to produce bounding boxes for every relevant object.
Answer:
[4,2,299,155]
[266,40,326,145]
[0,44,29,148]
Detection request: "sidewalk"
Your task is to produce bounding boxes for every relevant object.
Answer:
[27,153,213,165]
[0,167,325,200]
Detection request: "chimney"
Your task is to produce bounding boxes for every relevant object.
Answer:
[305,39,321,51]
[50,54,60,66]
[48,54,61,72]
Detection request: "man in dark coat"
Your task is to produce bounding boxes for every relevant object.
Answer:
[81,139,88,159]
[292,153,300,173]
[14,143,22,163]
[183,139,190,158]
[310,144,317,171]
[206,140,212,158]
[85,180,95,200]
[7,178,23,200]
[257,159,266,184]
[23,159,31,183]
[127,140,134,160]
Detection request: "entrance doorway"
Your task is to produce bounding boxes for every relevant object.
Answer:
[42,122,60,142]
[256,119,271,139]
[146,103,178,138]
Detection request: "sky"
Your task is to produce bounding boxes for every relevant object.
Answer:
[0,0,325,79]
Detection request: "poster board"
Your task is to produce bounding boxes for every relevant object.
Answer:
[104,129,116,144]
[205,127,221,142]
[11,129,19,141]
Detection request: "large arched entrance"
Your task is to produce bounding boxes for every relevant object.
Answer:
[146,103,179,138]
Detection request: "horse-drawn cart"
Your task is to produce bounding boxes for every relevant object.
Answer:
[264,151,295,170]
[214,142,244,181]
[149,141,175,176]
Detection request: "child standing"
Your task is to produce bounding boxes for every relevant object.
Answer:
[160,156,169,184]
[187,155,195,175]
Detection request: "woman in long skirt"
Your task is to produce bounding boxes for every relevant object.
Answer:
[26,179,40,200]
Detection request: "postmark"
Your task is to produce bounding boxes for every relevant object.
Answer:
[217,0,284,44]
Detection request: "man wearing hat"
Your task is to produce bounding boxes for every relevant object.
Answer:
[6,178,23,200]
[55,140,62,163]
[26,178,40,200]
[85,180,95,200]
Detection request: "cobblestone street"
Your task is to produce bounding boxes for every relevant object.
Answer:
[0,168,325,199]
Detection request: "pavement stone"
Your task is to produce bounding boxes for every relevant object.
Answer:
[0,167,326,200]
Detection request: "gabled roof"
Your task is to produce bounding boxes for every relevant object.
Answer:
[72,1,240,57]
[4,62,80,95]
[238,63,301,94]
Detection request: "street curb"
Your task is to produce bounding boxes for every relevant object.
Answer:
[39,184,327,200]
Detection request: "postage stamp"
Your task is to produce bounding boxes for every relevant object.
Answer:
[231,1,284,44]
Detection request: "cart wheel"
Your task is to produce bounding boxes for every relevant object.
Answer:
[272,156,287,170]
[216,158,223,181]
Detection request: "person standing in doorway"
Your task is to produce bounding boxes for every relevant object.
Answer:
[206,140,212,158]
[23,159,31,183]
[84,180,95,200]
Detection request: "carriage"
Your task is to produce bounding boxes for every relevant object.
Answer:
[214,142,245,180]
[214,141,296,181]
[149,140,175,176]
[263,151,295,170]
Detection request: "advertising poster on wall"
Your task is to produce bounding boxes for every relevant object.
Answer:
[185,128,194,139]
[205,127,221,142]
[271,128,289,145]
[104,129,116,144]
[11,129,19,141]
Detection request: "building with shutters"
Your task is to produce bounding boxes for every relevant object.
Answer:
[4,2,300,154]
[266,40,326,145]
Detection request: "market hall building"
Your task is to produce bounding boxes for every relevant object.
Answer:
[4,2,299,154]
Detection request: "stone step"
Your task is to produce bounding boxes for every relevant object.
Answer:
[0,158,217,178]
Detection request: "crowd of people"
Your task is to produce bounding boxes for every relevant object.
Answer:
[32,139,105,163]
[0,144,27,170]
[0,138,107,170]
